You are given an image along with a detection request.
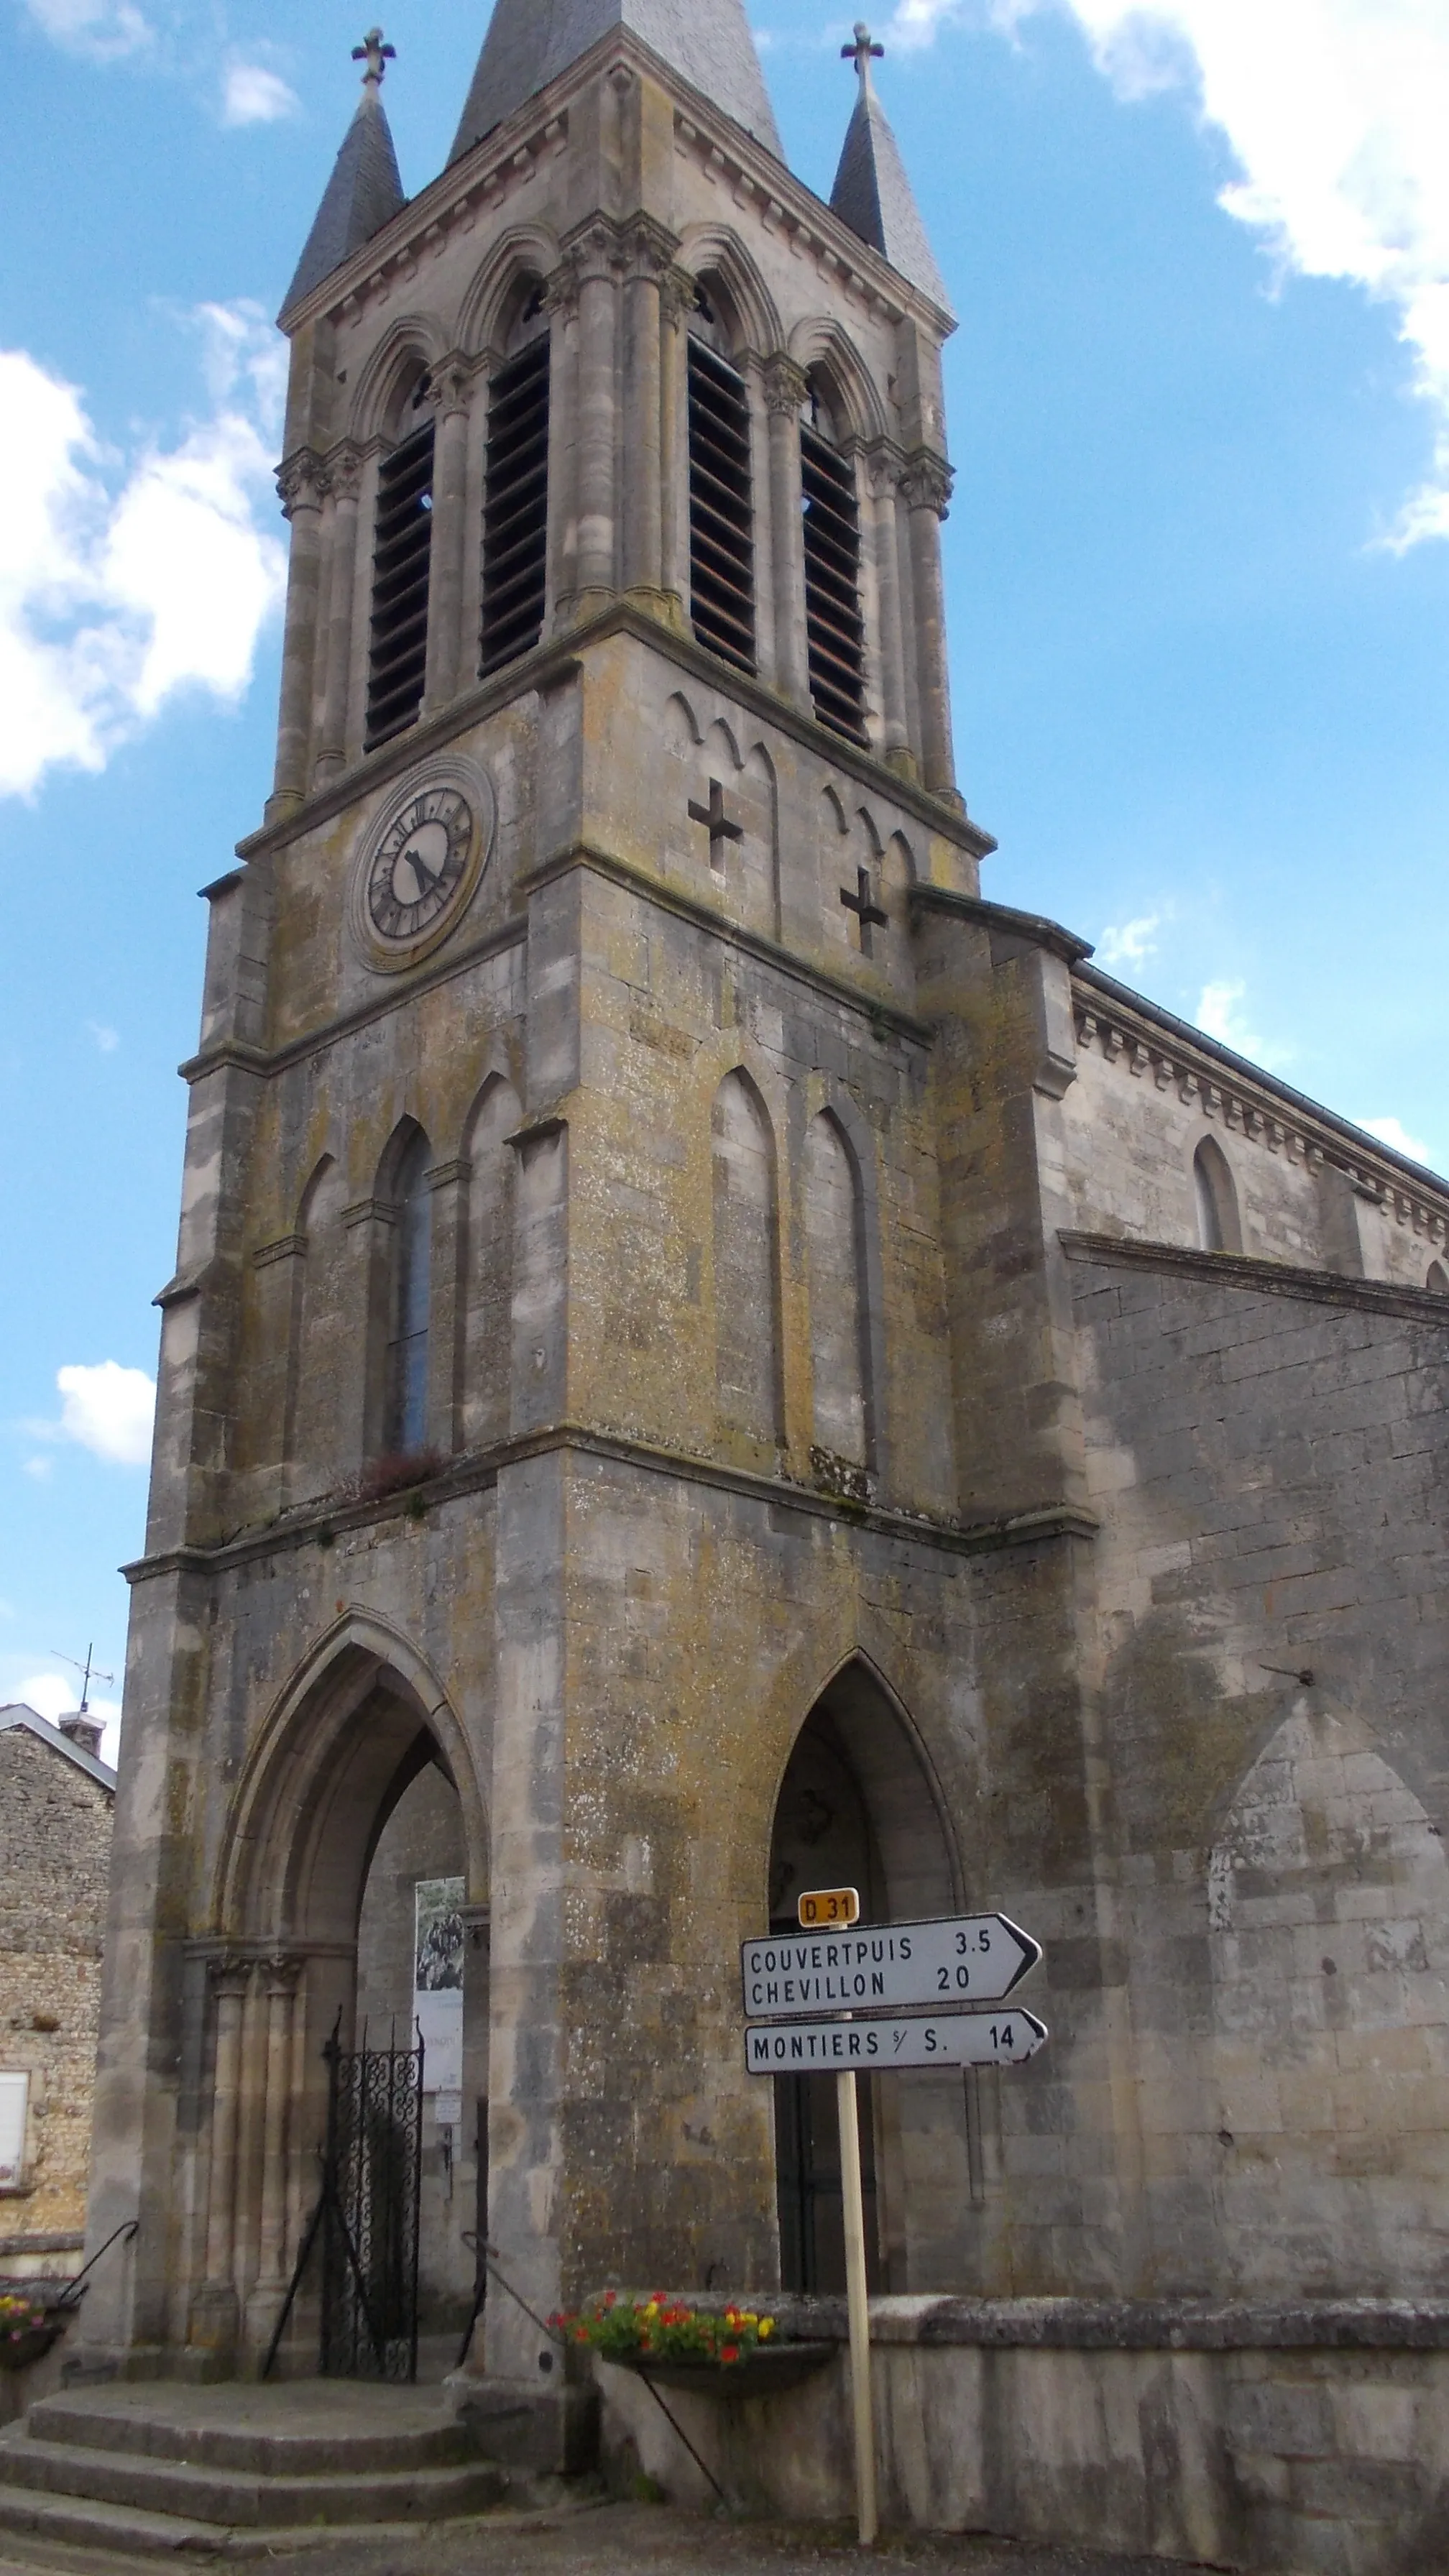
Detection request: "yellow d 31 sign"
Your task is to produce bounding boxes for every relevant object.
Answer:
[797,1887,860,1929]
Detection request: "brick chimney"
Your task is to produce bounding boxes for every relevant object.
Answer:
[58,1713,104,1760]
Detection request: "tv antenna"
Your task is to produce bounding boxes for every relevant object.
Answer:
[48,1644,114,1712]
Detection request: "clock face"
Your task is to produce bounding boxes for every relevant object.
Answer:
[366,789,474,944]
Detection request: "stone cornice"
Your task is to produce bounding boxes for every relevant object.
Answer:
[178,915,528,1087]
[1074,964,1449,1240]
[1060,1229,1449,1322]
[279,27,954,346]
[121,1425,1097,1586]
[233,599,993,872]
[911,886,1092,967]
[523,842,932,1046]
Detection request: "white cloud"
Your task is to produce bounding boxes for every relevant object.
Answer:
[891,0,1449,546]
[1096,912,1160,970]
[0,303,286,802]
[1354,1113,1432,1166]
[24,0,150,58]
[221,60,300,127]
[87,1021,119,1053]
[1193,977,1292,1070]
[55,1362,156,1467]
[9,1670,122,1769]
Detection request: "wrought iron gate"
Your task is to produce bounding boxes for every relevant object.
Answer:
[320,2024,423,2382]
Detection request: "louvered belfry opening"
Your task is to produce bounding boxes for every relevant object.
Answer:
[801,413,866,744]
[480,334,550,677]
[688,338,756,673]
[365,418,436,751]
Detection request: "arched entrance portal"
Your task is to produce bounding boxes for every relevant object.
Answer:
[768,1661,974,2294]
[198,1638,487,2376]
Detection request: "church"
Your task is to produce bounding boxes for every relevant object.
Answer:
[68,0,1449,2562]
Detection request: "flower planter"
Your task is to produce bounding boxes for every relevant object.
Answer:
[603,2342,832,2398]
[0,2321,65,2373]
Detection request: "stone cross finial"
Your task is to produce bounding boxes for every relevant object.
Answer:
[842,22,884,89]
[352,26,395,88]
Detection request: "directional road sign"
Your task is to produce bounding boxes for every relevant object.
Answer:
[744,2008,1049,2074]
[741,1913,1041,2022]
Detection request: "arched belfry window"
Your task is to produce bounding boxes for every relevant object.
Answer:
[800,375,865,745]
[1427,1261,1448,1296]
[480,282,551,678]
[687,285,755,673]
[365,371,435,750]
[385,1129,433,1453]
[1194,1136,1241,1254]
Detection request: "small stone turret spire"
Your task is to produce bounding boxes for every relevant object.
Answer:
[829,23,951,311]
[281,28,406,321]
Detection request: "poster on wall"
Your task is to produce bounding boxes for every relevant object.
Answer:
[0,2071,29,2189]
[413,1877,464,2124]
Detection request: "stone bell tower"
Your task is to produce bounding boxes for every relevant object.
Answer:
[82,0,1049,2462]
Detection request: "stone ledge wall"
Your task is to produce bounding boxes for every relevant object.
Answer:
[596,2297,1449,2573]
[0,1732,112,2244]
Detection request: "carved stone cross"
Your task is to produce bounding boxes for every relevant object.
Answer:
[842,22,885,86]
[689,779,743,870]
[353,27,396,87]
[840,865,888,954]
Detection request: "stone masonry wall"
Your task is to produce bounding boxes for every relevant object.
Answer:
[1066,1240,1449,2301]
[0,1730,113,2244]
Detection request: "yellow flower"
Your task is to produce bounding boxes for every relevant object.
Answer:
[758,2318,774,2340]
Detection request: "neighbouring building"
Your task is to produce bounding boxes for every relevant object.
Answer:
[75,4,1449,2567]
[0,1708,115,2279]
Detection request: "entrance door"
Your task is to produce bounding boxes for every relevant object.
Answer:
[321,2028,423,2380]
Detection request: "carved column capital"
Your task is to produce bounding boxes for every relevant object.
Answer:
[207,1951,254,1999]
[258,1952,305,1995]
[426,352,474,420]
[561,217,625,288]
[621,215,680,283]
[900,449,954,519]
[325,442,364,506]
[275,449,326,520]
[658,264,701,329]
[763,355,808,418]
[864,441,908,505]
[543,254,581,322]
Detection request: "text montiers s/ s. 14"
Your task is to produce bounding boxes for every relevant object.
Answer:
[744,2010,1049,2074]
[740,1912,1041,2020]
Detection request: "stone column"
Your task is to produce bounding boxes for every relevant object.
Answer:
[425,1157,467,1455]
[270,451,326,819]
[425,354,474,714]
[571,225,622,615]
[901,450,957,799]
[246,1954,303,2350]
[542,265,580,629]
[868,446,913,774]
[192,1955,252,2350]
[621,224,672,607]
[763,358,809,710]
[313,448,362,783]
[658,266,696,622]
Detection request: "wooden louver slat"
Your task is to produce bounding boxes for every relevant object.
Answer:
[688,341,755,673]
[365,421,435,750]
[480,338,550,678]
[801,423,866,745]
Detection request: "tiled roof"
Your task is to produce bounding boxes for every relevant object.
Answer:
[282,87,406,321]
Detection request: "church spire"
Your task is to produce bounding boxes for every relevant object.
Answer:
[282,28,406,321]
[448,0,783,167]
[829,23,950,310]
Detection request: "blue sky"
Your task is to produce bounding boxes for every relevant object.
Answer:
[2,0,1447,1756]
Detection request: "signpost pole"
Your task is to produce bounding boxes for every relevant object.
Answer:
[836,2066,877,2548]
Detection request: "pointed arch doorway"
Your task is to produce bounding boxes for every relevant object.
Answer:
[767,1661,975,2294]
[203,1638,488,2379]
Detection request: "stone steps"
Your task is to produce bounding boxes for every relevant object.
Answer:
[0,2379,520,2557]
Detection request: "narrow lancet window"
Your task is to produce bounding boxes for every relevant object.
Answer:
[688,334,756,673]
[365,408,435,749]
[1193,1137,1241,1254]
[480,313,550,677]
[385,1131,433,1453]
[801,383,866,743]
[805,1110,870,1468]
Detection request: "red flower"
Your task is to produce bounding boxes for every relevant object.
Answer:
[721,2343,740,2363]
